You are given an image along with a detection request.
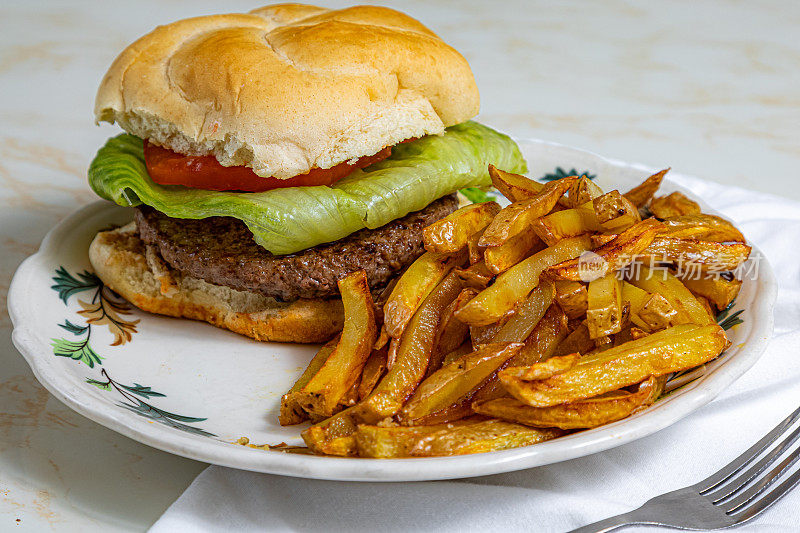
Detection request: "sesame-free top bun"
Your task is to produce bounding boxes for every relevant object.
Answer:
[94,4,480,180]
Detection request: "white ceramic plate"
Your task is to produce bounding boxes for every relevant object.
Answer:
[8,139,776,481]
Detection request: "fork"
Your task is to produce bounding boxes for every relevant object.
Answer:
[570,404,800,532]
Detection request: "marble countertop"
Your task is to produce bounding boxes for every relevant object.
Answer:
[1,0,798,530]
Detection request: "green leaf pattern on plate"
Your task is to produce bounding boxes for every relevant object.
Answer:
[51,266,214,437]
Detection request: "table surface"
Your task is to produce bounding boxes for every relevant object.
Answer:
[1,1,798,530]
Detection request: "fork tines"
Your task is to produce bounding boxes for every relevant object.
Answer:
[697,404,800,522]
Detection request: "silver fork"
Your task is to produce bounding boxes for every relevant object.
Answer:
[571,405,800,532]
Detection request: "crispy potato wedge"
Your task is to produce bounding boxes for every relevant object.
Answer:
[301,407,360,456]
[508,352,580,381]
[472,305,569,403]
[279,335,340,426]
[629,265,715,325]
[409,419,564,456]
[358,346,388,401]
[565,176,605,208]
[474,375,664,429]
[453,262,493,289]
[466,227,486,264]
[531,203,603,246]
[593,190,641,232]
[441,342,475,366]
[545,218,663,282]
[659,214,745,243]
[489,164,545,202]
[426,288,476,377]
[383,249,466,338]
[470,321,505,348]
[650,191,701,218]
[423,201,501,254]
[553,320,594,357]
[638,293,679,331]
[484,229,543,274]
[586,274,624,338]
[678,275,742,311]
[479,177,575,248]
[397,343,522,424]
[491,282,555,343]
[623,168,669,208]
[641,237,751,271]
[354,419,483,458]
[293,271,377,418]
[499,324,728,407]
[359,271,465,422]
[456,236,591,326]
[554,280,588,319]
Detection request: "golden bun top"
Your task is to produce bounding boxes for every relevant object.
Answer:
[95,4,480,179]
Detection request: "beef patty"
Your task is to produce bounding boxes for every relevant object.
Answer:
[135,194,458,301]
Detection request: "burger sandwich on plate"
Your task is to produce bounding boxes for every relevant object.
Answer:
[87,3,527,343]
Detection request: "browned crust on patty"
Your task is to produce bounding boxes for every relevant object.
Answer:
[135,193,458,301]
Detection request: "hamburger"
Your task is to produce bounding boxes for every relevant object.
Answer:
[87,4,527,343]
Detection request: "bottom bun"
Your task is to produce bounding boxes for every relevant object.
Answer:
[88,223,344,343]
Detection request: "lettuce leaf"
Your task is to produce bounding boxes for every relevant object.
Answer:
[88,121,527,255]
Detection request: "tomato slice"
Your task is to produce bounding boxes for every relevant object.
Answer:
[143,141,392,192]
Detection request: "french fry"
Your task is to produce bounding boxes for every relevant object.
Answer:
[467,227,486,264]
[301,407,360,456]
[423,201,501,254]
[359,271,466,422]
[489,164,545,202]
[484,229,543,274]
[383,249,466,338]
[552,320,594,357]
[470,321,505,348]
[531,203,603,245]
[279,335,340,425]
[409,419,564,456]
[474,375,664,429]
[499,324,728,407]
[641,237,751,271]
[545,218,663,282]
[401,403,476,426]
[554,280,588,319]
[292,271,377,418]
[507,352,580,381]
[593,190,641,232]
[491,282,555,343]
[358,346,388,401]
[659,214,745,243]
[650,191,701,218]
[354,419,483,458]
[427,288,476,376]
[397,343,522,424]
[453,262,493,289]
[623,168,668,208]
[479,177,575,247]
[456,236,591,326]
[677,275,742,311]
[586,273,624,338]
[471,305,569,403]
[565,176,605,208]
[441,342,474,366]
[629,265,715,325]
[638,293,679,331]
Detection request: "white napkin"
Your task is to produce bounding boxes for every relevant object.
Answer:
[150,172,800,533]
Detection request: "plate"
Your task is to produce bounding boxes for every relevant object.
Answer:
[8,139,777,481]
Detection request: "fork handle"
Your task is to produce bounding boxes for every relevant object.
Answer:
[568,509,648,532]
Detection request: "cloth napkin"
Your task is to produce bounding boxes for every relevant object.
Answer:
[149,172,800,533]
